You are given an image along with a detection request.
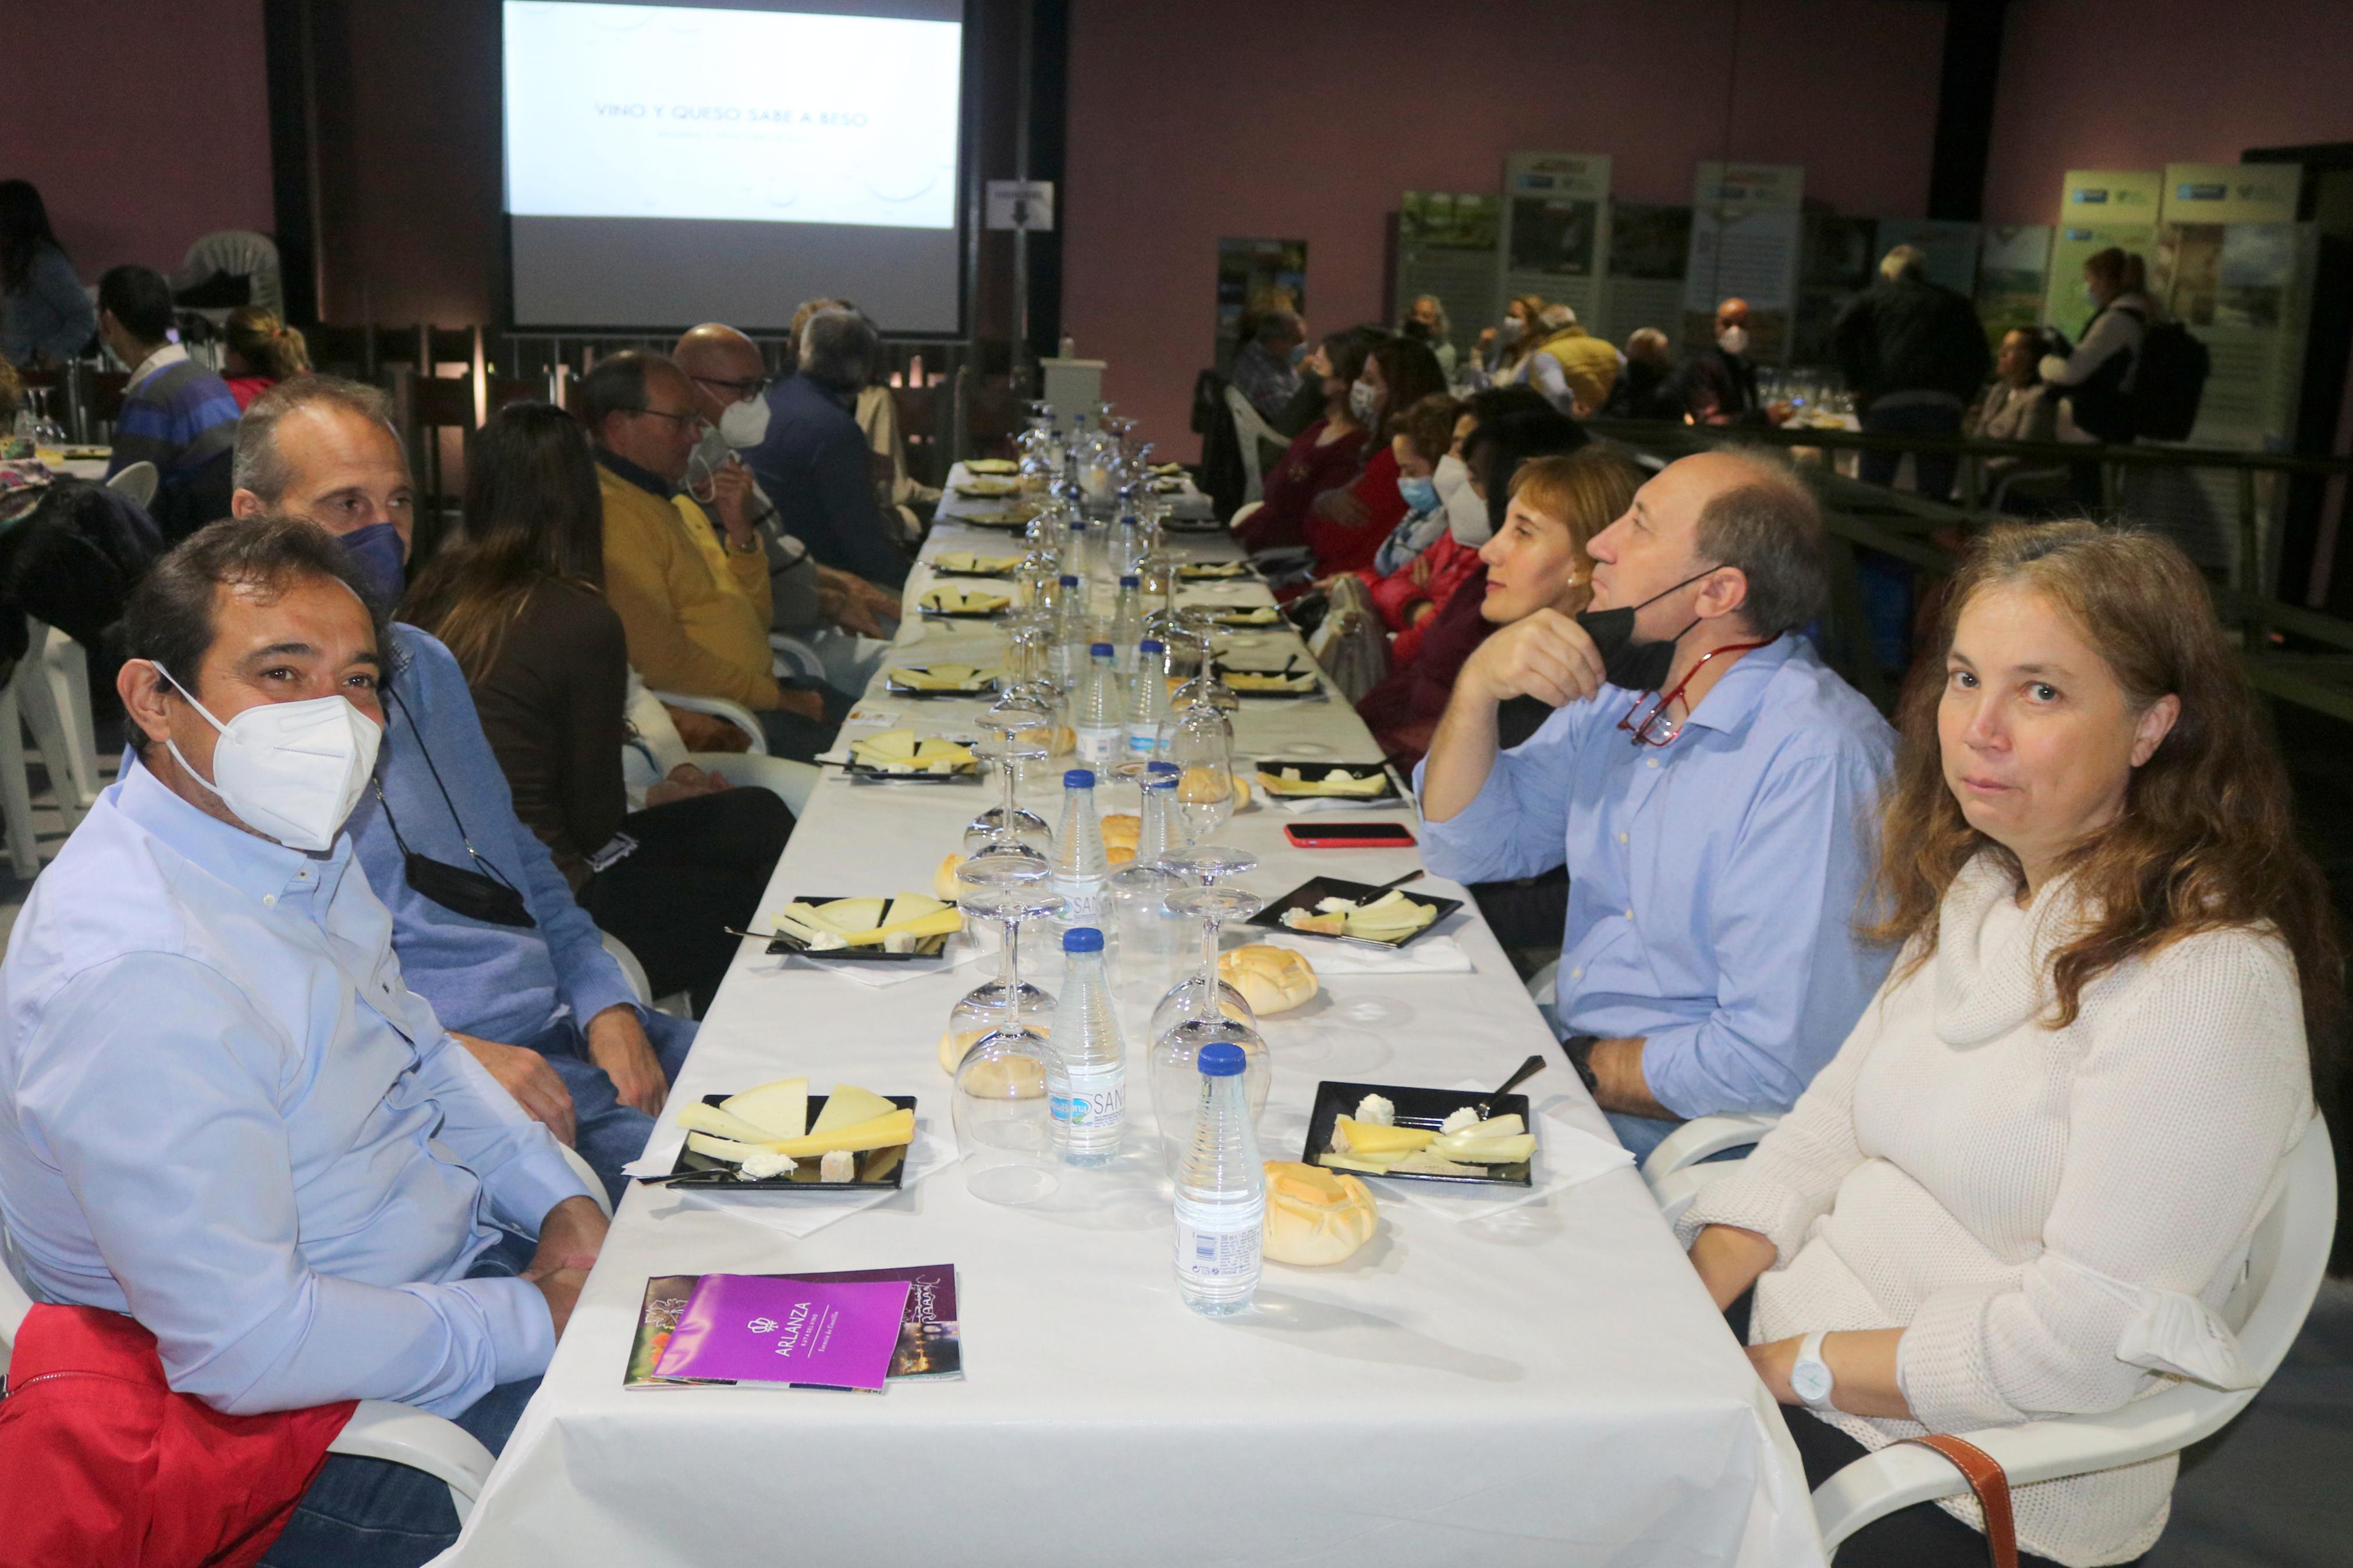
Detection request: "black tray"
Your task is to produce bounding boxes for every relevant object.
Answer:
[883,670,1002,700]
[1216,659,1322,699]
[918,602,1011,621]
[951,509,1032,529]
[1251,761,1399,803]
[1248,876,1461,950]
[762,895,960,961]
[1206,606,1284,628]
[1177,561,1255,582]
[1300,1080,1532,1187]
[666,1093,917,1190]
[929,560,1021,579]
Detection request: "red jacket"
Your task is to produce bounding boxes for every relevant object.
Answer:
[1356,564,1498,766]
[1302,444,1407,577]
[1367,533,1484,663]
[1236,419,1367,553]
[0,1305,354,1568]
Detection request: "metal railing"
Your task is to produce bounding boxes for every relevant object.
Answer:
[1582,418,2353,725]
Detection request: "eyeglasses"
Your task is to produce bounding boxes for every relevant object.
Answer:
[1617,638,1775,747]
[690,373,772,400]
[631,406,709,432]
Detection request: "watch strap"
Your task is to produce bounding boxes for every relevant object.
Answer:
[1795,1329,1835,1411]
[1559,1033,1601,1092]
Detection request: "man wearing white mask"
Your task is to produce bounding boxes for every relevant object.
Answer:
[674,322,898,696]
[1673,298,1794,428]
[0,514,602,1563]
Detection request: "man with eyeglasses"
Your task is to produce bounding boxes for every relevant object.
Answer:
[1418,449,1893,1158]
[587,350,843,762]
[675,322,900,696]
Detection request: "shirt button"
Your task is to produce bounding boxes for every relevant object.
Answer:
[1626,908,1635,919]
[1570,968,1583,980]
[1646,758,1659,769]
[1617,831,1628,844]
[262,894,277,906]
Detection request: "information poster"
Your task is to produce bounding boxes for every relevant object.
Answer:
[1602,201,1691,346]
[1497,153,1612,324]
[1683,163,1804,360]
[1213,238,1307,374]
[1975,225,2053,349]
[2042,170,2159,343]
[1395,192,1501,354]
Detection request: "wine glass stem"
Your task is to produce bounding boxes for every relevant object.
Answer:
[1197,915,1220,1015]
[1002,918,1025,1016]
[1000,756,1018,825]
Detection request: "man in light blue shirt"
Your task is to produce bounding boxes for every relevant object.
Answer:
[0,516,604,1565]
[1420,450,1894,1158]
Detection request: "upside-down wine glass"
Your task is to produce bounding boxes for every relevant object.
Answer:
[964,703,1054,857]
[945,861,1061,1060]
[1147,843,1259,1038]
[1147,883,1272,1173]
[1163,698,1237,847]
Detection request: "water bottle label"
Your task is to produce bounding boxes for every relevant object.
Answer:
[1174,1215,1262,1288]
[1053,880,1106,928]
[1124,728,1159,757]
[1074,724,1122,767]
[1050,1064,1126,1136]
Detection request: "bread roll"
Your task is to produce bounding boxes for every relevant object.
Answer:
[1261,1161,1378,1265]
[1218,944,1318,1014]
[934,852,965,901]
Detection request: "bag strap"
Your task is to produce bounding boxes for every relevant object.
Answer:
[1902,1434,2017,1568]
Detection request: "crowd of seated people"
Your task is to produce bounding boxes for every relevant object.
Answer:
[0,182,2340,1568]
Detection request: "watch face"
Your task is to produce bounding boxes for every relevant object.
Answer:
[1792,1360,1834,1404]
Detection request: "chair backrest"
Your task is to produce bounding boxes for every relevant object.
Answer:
[1,1206,41,1372]
[2219,1114,2335,1376]
[105,460,159,511]
[1225,385,1277,505]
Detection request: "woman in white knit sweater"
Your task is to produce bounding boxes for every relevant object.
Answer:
[1679,522,2338,1567]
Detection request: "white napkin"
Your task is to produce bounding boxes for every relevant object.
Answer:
[1274,790,1397,815]
[1387,1088,1633,1223]
[622,1118,953,1239]
[1258,933,1474,975]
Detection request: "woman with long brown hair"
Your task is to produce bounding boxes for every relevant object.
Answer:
[402,401,790,1018]
[220,306,311,410]
[1678,521,2336,1567]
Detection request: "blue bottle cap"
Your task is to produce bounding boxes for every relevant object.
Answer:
[1064,768,1095,789]
[1145,759,1180,775]
[1059,574,1079,585]
[1120,574,1140,587]
[1197,1041,1247,1077]
[1063,926,1104,953]
[1090,641,1113,656]
[1139,638,1165,653]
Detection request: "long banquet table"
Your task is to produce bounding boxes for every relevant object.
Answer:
[440,482,1825,1567]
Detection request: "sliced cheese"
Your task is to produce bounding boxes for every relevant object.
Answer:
[677,1101,784,1144]
[1332,1117,1435,1156]
[686,1130,793,1168]
[1431,1131,1538,1164]
[720,1077,809,1140]
[770,1107,914,1157]
[811,1083,899,1134]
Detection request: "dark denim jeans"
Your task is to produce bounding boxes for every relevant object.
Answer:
[1858,400,1962,500]
[260,1233,544,1568]
[538,1007,695,1207]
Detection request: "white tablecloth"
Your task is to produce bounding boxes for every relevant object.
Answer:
[440,517,1823,1567]
[934,460,1213,525]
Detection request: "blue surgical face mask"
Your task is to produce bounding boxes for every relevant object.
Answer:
[1287,343,1308,368]
[1396,475,1440,516]
[340,521,407,607]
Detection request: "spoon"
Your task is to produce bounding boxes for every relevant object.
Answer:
[1475,1054,1548,1114]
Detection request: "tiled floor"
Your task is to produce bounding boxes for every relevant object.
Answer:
[1,721,2345,1563]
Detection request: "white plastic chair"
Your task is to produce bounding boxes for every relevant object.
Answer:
[629,684,817,817]
[769,633,825,683]
[0,1140,608,1524]
[1225,385,1282,507]
[600,930,655,1009]
[106,460,159,511]
[0,617,102,876]
[1656,1115,2338,1560]
[1227,499,1265,539]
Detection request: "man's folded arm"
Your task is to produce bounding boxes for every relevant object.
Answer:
[410,1025,597,1232]
[19,955,555,1417]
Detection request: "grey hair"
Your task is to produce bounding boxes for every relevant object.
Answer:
[1880,244,1929,282]
[1692,449,1827,637]
[1411,294,1450,336]
[1626,326,1671,360]
[799,309,881,392]
[232,374,400,502]
[1536,303,1579,332]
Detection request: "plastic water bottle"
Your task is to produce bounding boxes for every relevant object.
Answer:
[1110,575,1143,673]
[1110,513,1144,579]
[1173,1041,1264,1317]
[1073,642,1123,768]
[1051,769,1109,931]
[1049,574,1087,682]
[1048,927,1126,1166]
[1064,518,1093,584]
[1124,639,1170,758]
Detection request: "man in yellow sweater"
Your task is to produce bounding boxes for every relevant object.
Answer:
[585,351,843,761]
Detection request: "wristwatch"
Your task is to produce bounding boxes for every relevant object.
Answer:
[1791,1331,1838,1412]
[1559,1033,1601,1092]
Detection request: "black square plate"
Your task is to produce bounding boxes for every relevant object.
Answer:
[918,602,1011,621]
[1247,876,1461,949]
[1251,760,1399,803]
[929,559,1020,579]
[1206,606,1283,628]
[952,509,1032,529]
[1300,1080,1532,1187]
[760,897,960,961]
[883,669,1002,700]
[1216,659,1322,699]
[665,1093,917,1190]
[1177,561,1254,581]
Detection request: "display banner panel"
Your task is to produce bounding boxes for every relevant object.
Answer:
[1601,202,1691,347]
[1396,193,1501,355]
[2042,170,2159,342]
[1497,154,1612,323]
[1683,163,1804,360]
[1976,225,2053,350]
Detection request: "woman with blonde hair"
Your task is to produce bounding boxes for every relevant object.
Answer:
[1680,521,2336,1567]
[221,306,310,410]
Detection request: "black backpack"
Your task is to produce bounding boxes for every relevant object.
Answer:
[2130,314,2211,442]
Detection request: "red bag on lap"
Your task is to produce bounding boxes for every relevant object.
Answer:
[0,1304,354,1568]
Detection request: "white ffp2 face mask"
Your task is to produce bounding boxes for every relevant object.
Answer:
[1716,325,1751,356]
[1435,453,1491,545]
[718,394,771,449]
[151,664,382,852]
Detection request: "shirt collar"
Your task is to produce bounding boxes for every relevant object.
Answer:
[1679,634,1797,737]
[127,342,189,392]
[596,446,676,500]
[113,752,350,905]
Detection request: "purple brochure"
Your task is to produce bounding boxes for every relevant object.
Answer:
[654,1273,913,1390]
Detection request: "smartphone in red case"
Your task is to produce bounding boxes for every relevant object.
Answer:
[1283,822,1418,848]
